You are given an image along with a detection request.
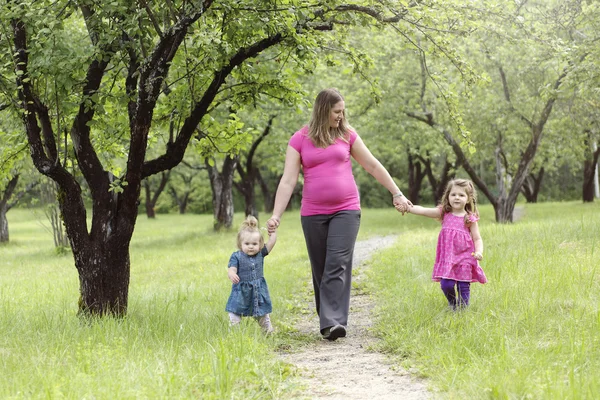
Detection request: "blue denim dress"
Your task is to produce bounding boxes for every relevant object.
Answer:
[225,246,272,317]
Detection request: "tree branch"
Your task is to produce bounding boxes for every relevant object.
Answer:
[0,175,18,209]
[142,32,285,178]
[139,0,163,38]
[246,115,275,171]
[7,180,39,211]
[404,110,496,206]
[498,65,533,128]
[334,4,403,23]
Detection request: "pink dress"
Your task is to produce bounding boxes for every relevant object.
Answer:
[432,212,487,284]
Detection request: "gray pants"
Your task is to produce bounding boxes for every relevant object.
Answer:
[301,210,361,334]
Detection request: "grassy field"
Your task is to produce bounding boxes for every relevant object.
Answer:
[0,201,598,398]
[367,201,600,399]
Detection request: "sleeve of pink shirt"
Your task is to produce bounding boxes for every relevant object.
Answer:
[289,127,307,152]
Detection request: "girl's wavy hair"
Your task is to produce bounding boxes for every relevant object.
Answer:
[237,215,265,250]
[439,179,479,224]
[308,88,353,148]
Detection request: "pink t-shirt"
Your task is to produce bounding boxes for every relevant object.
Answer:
[288,126,360,216]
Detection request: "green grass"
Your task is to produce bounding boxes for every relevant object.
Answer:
[367,201,600,399]
[1,210,314,399]
[1,202,599,398]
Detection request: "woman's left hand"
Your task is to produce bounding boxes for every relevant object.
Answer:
[393,195,412,215]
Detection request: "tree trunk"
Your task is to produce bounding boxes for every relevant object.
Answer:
[0,206,8,243]
[493,195,515,223]
[419,155,453,204]
[521,168,544,203]
[179,192,190,214]
[144,180,156,218]
[207,156,238,231]
[582,138,600,203]
[169,186,192,214]
[143,171,170,218]
[257,170,278,213]
[53,178,137,317]
[76,242,130,316]
[243,179,258,218]
[407,152,425,204]
[0,175,19,243]
[234,165,258,219]
[234,116,275,219]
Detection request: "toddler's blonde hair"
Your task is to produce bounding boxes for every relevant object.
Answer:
[237,215,265,249]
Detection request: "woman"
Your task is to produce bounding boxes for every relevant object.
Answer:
[267,88,411,341]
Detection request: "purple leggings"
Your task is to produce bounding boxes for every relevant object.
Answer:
[440,279,470,308]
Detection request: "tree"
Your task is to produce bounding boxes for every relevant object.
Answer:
[234,115,276,218]
[168,161,205,214]
[583,131,600,202]
[142,171,170,218]
[38,178,69,250]
[0,110,32,242]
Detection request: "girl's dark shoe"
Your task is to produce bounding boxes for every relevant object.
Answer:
[322,324,346,341]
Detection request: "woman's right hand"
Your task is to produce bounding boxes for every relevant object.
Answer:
[266,216,280,234]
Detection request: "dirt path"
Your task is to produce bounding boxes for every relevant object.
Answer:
[279,236,431,399]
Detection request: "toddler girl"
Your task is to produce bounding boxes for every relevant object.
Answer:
[225,215,276,333]
[399,179,487,309]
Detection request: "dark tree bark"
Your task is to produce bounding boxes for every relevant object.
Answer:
[416,155,453,204]
[0,175,19,243]
[143,171,170,218]
[520,168,544,203]
[257,170,280,213]
[169,184,193,214]
[406,151,426,204]
[583,134,600,203]
[418,155,454,204]
[234,116,276,219]
[0,175,39,243]
[169,162,205,214]
[207,155,238,231]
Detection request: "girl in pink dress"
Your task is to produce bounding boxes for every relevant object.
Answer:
[399,179,487,309]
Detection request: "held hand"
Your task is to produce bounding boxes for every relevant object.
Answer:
[472,252,483,261]
[395,204,407,213]
[227,270,240,284]
[266,217,280,234]
[393,195,412,215]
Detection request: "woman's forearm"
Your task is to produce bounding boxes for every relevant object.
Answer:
[271,181,296,220]
[369,162,401,195]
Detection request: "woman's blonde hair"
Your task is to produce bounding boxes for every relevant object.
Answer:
[237,215,264,249]
[439,179,479,224]
[308,88,352,148]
